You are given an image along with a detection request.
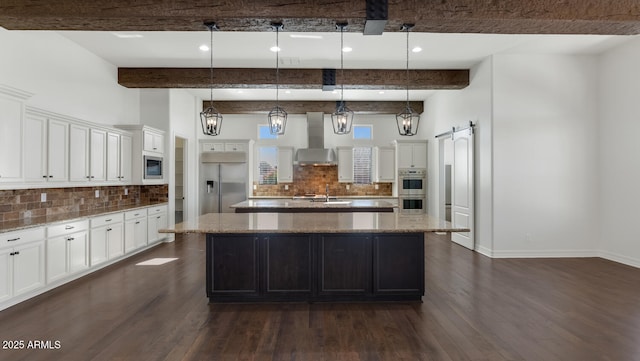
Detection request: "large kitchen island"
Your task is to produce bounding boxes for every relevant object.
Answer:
[161,212,468,303]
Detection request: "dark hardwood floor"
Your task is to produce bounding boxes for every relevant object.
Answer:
[1,233,640,361]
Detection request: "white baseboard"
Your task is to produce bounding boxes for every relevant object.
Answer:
[475,245,493,258]
[598,251,640,269]
[488,249,599,259]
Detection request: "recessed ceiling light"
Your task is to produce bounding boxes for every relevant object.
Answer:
[412,46,422,53]
[342,46,353,53]
[270,46,281,52]
[290,34,323,39]
[199,44,209,51]
[112,33,144,39]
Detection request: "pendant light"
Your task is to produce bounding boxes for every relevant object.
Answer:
[331,22,353,135]
[200,22,223,136]
[268,22,287,135]
[396,24,420,136]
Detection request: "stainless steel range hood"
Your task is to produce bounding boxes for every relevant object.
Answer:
[295,112,337,166]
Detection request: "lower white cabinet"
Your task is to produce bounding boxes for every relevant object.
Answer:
[47,220,89,283]
[147,205,168,244]
[90,213,124,266]
[0,227,46,303]
[124,209,147,253]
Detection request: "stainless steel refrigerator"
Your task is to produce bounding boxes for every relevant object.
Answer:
[199,152,247,214]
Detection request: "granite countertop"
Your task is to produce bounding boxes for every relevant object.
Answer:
[0,202,168,234]
[231,199,396,209]
[160,212,468,234]
[249,196,397,200]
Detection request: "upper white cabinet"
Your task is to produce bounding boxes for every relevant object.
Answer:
[120,134,132,183]
[337,147,354,183]
[202,142,224,152]
[396,141,427,169]
[373,146,396,182]
[69,124,90,182]
[90,129,107,182]
[0,94,24,182]
[143,129,164,154]
[107,132,122,182]
[23,115,69,183]
[277,147,294,183]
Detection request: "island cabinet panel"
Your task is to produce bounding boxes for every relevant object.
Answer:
[264,234,312,296]
[318,234,372,296]
[207,234,259,298]
[373,234,424,295]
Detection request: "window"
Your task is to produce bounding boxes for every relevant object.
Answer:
[353,147,372,184]
[353,125,372,140]
[258,125,278,139]
[258,146,278,185]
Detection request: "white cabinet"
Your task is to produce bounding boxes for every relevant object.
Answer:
[46,220,89,283]
[124,209,147,253]
[107,132,121,182]
[120,135,132,183]
[0,227,46,303]
[201,142,224,152]
[224,143,246,152]
[143,129,164,154]
[147,205,168,245]
[23,115,69,183]
[337,147,354,183]
[373,147,396,182]
[90,213,124,266]
[0,95,24,182]
[397,142,427,169]
[90,129,107,182]
[277,147,294,183]
[69,124,90,182]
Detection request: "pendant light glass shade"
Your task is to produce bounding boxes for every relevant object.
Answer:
[200,22,223,136]
[396,24,419,136]
[268,22,287,135]
[331,23,353,135]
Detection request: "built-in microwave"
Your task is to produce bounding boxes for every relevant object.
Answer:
[144,155,163,179]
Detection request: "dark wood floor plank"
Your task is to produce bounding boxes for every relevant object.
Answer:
[2,233,640,360]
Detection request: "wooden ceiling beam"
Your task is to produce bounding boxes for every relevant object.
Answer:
[2,0,640,34]
[118,68,469,90]
[204,101,424,114]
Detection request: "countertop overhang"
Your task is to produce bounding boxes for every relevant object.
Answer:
[230,199,396,210]
[160,212,469,234]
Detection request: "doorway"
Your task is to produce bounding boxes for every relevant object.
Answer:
[174,136,186,223]
[438,124,475,250]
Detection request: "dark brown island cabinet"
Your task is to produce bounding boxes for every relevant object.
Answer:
[206,232,424,302]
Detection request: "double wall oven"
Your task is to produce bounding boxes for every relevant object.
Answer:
[398,169,426,213]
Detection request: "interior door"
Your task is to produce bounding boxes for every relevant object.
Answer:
[451,127,475,250]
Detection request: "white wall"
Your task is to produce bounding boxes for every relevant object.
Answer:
[598,37,640,267]
[492,54,600,257]
[0,28,139,125]
[424,58,494,254]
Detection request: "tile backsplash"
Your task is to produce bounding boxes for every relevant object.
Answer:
[0,185,168,222]
[253,165,392,197]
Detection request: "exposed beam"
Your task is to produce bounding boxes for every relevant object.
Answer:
[118,68,469,90]
[204,101,424,114]
[1,0,640,34]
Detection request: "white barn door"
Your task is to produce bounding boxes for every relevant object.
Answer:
[451,127,475,250]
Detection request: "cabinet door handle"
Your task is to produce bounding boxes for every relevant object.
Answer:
[67,237,75,241]
[10,252,15,256]
[13,251,19,256]
[105,219,112,222]
[49,175,53,178]
[91,176,95,178]
[106,228,112,232]
[134,213,139,216]
[86,176,91,179]
[135,221,140,225]
[42,175,48,178]
[7,237,20,242]
[157,216,161,219]
[65,226,75,230]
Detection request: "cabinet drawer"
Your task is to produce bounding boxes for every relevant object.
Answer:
[125,209,146,220]
[147,205,167,216]
[224,143,245,152]
[90,213,124,228]
[202,142,224,152]
[1,227,46,248]
[47,220,89,238]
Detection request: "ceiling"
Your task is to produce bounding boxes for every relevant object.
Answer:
[57,30,633,102]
